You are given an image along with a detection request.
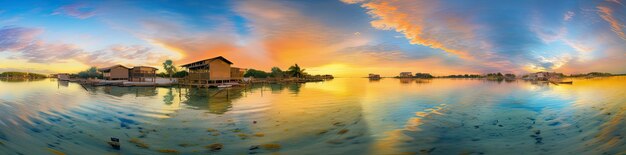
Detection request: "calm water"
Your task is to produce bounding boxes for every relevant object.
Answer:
[0,77,625,154]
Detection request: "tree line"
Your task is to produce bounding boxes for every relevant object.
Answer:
[244,64,306,78]
[0,72,47,79]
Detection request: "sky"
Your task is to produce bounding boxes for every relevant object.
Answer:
[0,0,625,77]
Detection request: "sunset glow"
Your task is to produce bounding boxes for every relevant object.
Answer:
[1,0,625,77]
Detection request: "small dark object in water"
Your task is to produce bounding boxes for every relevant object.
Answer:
[548,122,561,126]
[535,137,543,144]
[108,137,121,150]
[206,143,223,151]
[498,125,503,127]
[253,121,257,124]
[535,130,541,135]
[420,147,436,153]
[338,129,349,134]
[606,112,611,115]
[249,145,260,150]
[474,125,480,129]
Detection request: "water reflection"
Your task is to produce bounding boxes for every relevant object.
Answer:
[0,77,625,154]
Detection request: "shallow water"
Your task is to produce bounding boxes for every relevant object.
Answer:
[0,77,625,154]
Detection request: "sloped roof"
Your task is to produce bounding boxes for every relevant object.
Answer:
[180,56,233,68]
[132,66,159,70]
[98,65,130,72]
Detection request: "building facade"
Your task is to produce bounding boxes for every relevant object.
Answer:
[98,65,130,80]
[399,72,413,78]
[129,66,158,82]
[181,56,242,84]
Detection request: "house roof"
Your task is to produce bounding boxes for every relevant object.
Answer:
[98,65,130,72]
[132,66,159,70]
[180,56,233,68]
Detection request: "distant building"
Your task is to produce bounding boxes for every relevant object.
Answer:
[98,65,130,80]
[399,72,413,78]
[57,73,70,81]
[129,66,158,82]
[368,74,381,79]
[526,72,563,81]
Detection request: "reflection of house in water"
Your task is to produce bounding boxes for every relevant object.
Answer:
[400,78,413,84]
[101,86,158,97]
[181,83,303,114]
[57,80,69,87]
[181,88,243,114]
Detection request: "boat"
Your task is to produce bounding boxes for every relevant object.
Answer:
[558,81,573,84]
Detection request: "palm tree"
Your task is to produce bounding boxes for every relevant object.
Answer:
[163,60,177,80]
[287,64,305,78]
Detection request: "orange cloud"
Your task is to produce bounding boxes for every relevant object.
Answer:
[359,1,476,59]
[597,6,626,40]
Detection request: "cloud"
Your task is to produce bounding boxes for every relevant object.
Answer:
[340,0,368,4]
[0,26,82,63]
[351,0,482,59]
[564,11,575,21]
[52,4,96,19]
[597,6,626,40]
[0,26,169,67]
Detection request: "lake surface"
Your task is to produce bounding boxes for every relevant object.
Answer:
[0,77,625,154]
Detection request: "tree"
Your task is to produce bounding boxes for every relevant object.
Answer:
[287,64,306,78]
[244,69,270,78]
[414,73,433,78]
[77,67,102,79]
[173,70,188,78]
[163,59,177,80]
[270,67,284,78]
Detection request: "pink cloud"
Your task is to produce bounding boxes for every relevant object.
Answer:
[52,4,96,19]
[597,6,626,40]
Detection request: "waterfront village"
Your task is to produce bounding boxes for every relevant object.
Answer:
[48,56,334,87]
[0,55,621,87]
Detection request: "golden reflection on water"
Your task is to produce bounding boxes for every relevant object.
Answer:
[0,77,625,154]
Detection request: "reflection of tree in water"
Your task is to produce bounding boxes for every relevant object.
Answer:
[288,83,302,94]
[101,86,158,97]
[163,88,174,105]
[415,79,431,84]
[0,78,46,82]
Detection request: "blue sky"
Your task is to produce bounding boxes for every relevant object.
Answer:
[0,0,625,76]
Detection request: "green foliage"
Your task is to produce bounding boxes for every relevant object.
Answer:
[287,64,306,78]
[440,74,483,78]
[173,70,188,78]
[0,72,47,78]
[163,59,177,78]
[569,72,612,77]
[414,73,434,78]
[77,67,102,79]
[484,72,516,80]
[270,67,285,78]
[158,70,188,78]
[244,69,270,78]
